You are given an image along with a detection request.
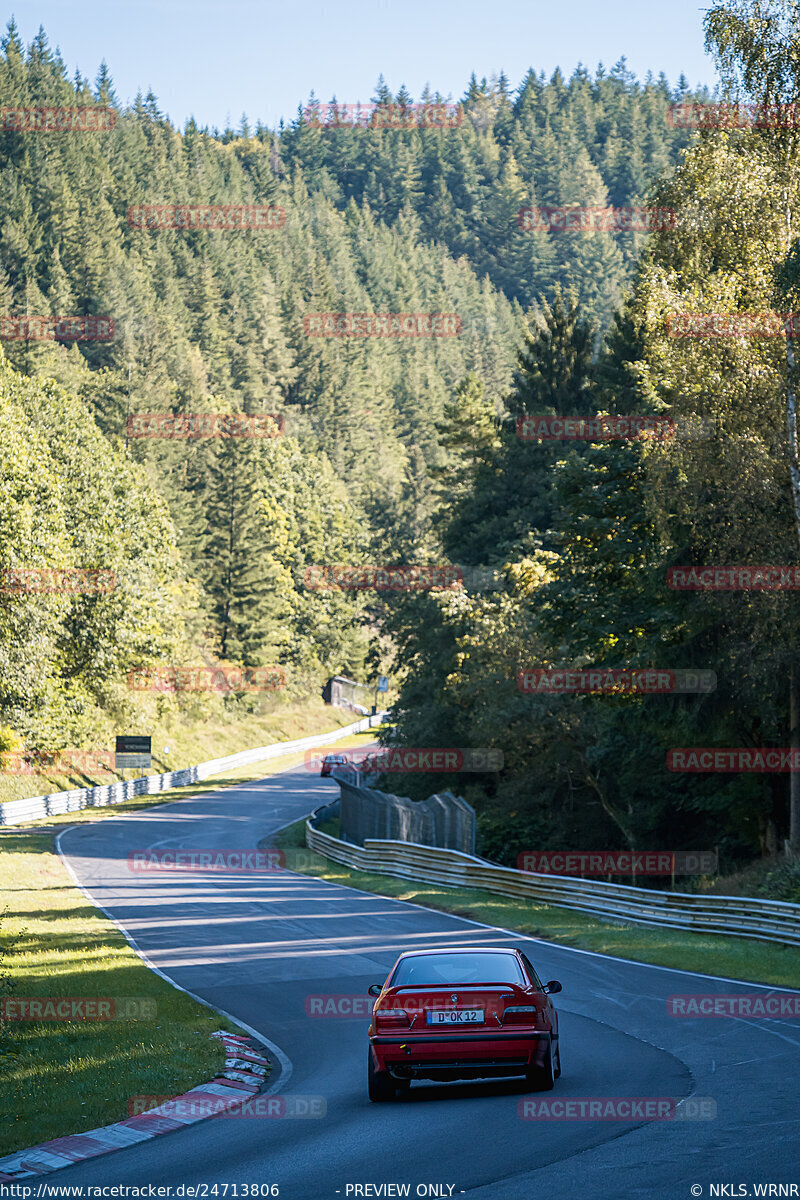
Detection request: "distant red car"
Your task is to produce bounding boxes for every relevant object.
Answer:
[367,946,562,1101]
[320,753,348,778]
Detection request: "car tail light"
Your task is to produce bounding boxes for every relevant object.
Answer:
[502,1005,537,1023]
[375,1006,410,1030]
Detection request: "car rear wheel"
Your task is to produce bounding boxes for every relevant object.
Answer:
[368,1050,397,1102]
[526,1040,555,1091]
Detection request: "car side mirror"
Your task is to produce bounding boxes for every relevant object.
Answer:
[543,980,562,995]
[368,983,383,997]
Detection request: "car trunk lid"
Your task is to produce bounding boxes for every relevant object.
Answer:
[374,982,534,1031]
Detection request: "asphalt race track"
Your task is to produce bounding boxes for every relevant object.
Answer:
[44,763,800,1200]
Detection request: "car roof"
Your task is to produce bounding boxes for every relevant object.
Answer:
[395,947,519,960]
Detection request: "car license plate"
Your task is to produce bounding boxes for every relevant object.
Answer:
[426,1009,484,1025]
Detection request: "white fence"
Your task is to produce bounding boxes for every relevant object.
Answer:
[0,713,388,827]
[305,822,800,947]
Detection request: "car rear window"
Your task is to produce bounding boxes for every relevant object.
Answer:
[390,952,524,987]
[518,951,544,989]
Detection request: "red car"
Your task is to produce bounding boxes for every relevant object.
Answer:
[367,946,562,1101]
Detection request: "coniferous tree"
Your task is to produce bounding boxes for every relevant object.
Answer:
[201,436,289,665]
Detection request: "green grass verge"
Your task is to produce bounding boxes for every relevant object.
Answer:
[0,823,242,1157]
[0,725,382,1158]
[6,729,382,832]
[0,697,360,804]
[269,819,800,990]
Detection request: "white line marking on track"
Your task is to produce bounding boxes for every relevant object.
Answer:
[54,827,293,1093]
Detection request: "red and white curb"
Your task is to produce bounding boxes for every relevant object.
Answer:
[0,1032,268,1181]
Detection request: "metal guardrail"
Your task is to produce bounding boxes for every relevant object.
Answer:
[305,820,800,947]
[0,712,389,827]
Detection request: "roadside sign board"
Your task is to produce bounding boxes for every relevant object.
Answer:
[377,676,389,692]
[115,735,151,770]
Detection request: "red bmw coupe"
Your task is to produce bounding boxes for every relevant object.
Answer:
[367,946,562,1101]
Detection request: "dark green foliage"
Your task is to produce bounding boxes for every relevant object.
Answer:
[281,61,707,327]
[437,290,597,564]
[7,23,779,875]
[0,352,185,746]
